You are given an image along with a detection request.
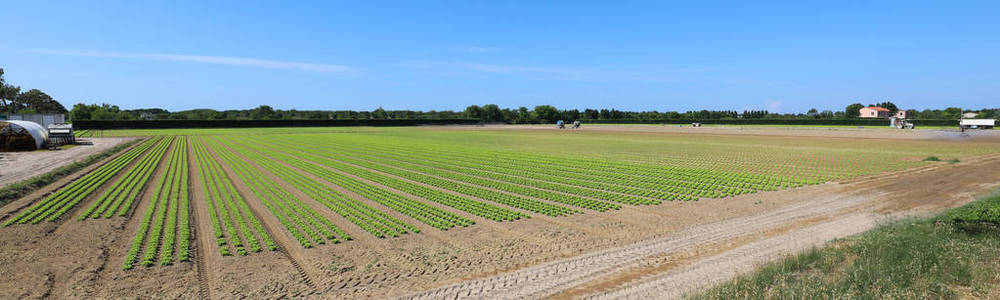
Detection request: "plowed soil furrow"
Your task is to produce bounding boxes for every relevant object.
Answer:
[187,140,216,300]
[91,139,176,298]
[216,140,362,242]
[201,141,321,293]
[228,141,457,290]
[401,191,871,299]
[47,139,158,234]
[401,154,1000,299]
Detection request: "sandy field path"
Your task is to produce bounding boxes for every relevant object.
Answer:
[401,153,1000,299]
[0,137,131,188]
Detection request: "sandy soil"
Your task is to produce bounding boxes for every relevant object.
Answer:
[399,153,1000,299]
[0,137,131,188]
[0,127,999,299]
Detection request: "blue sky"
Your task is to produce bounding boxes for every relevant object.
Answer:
[1,1,997,113]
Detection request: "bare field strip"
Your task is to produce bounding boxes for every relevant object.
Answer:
[0,137,131,188]
[1,126,998,299]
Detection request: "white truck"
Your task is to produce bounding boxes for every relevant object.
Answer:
[959,119,995,131]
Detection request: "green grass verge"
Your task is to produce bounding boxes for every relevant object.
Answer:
[694,188,1000,299]
[0,140,138,208]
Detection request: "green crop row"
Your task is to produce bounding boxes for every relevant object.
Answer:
[217,137,416,238]
[303,135,794,200]
[123,137,191,270]
[203,137,348,248]
[240,138,528,222]
[249,137,582,217]
[79,136,174,220]
[263,136,621,211]
[224,138,472,230]
[366,139,766,191]
[192,137,275,256]
[2,137,161,226]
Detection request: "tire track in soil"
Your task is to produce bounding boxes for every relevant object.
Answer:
[590,214,878,299]
[269,138,681,246]
[254,139,561,243]
[200,139,320,293]
[272,141,724,287]
[227,139,455,292]
[401,153,1000,300]
[216,139,364,243]
[266,137,720,294]
[239,138,581,296]
[185,138,214,300]
[400,190,871,300]
[244,143,497,295]
[89,139,175,298]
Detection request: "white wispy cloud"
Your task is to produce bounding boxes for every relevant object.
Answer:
[30,49,353,73]
[400,61,710,82]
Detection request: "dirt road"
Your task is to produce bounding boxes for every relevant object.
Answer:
[0,138,130,188]
[401,153,1000,299]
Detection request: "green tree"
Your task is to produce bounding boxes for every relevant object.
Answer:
[464,105,483,120]
[515,106,532,123]
[250,105,275,119]
[533,105,560,124]
[372,107,389,119]
[942,107,963,119]
[14,89,67,113]
[69,103,92,121]
[0,69,21,113]
[845,103,865,118]
[481,104,502,122]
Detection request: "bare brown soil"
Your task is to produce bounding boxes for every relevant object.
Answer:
[471,124,1000,141]
[0,137,131,188]
[0,127,998,299]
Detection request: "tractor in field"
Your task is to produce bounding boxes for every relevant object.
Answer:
[889,117,914,129]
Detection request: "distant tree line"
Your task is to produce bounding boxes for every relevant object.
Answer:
[2,65,997,123]
[0,68,68,114]
[69,104,468,122]
[67,101,998,124]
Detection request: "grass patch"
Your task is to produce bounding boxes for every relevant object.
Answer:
[694,189,1000,299]
[0,140,138,208]
[924,156,942,161]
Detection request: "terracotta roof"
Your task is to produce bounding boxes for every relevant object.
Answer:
[863,106,890,112]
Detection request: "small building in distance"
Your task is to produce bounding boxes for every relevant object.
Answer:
[859,106,890,118]
[962,112,979,119]
[859,107,907,119]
